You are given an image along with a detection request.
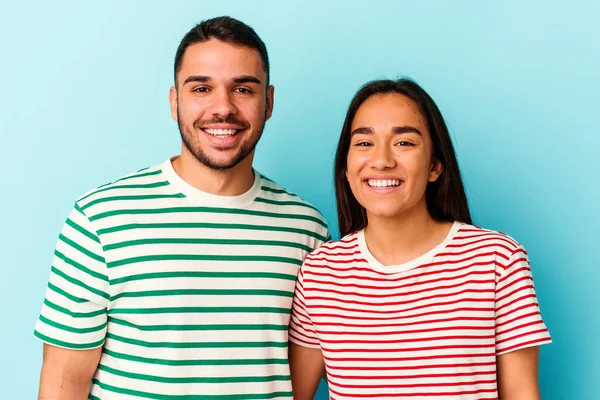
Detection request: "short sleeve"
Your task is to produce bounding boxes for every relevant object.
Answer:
[495,246,551,355]
[34,204,110,349]
[288,266,321,349]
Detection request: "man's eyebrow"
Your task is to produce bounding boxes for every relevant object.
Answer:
[350,126,422,136]
[182,75,262,85]
[233,75,262,85]
[183,75,211,85]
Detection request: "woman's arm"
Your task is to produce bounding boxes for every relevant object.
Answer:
[497,346,541,400]
[289,342,325,400]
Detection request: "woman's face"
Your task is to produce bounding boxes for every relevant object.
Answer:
[346,93,442,220]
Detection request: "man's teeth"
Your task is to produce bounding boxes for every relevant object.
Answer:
[204,128,238,136]
[367,179,401,188]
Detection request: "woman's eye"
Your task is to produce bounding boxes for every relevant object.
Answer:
[354,142,372,147]
[396,141,413,147]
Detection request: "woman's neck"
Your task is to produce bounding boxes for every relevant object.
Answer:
[364,204,454,266]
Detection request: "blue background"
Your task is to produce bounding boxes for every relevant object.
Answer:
[1,1,598,398]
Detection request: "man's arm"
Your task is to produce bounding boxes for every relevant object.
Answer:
[289,342,325,400]
[497,346,541,400]
[38,344,102,400]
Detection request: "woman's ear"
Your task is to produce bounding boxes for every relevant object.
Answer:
[428,159,443,182]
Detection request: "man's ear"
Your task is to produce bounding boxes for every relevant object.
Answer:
[265,85,274,121]
[169,86,178,122]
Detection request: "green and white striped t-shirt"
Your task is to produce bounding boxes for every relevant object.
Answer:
[34,158,330,399]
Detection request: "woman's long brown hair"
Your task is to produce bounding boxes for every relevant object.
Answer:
[334,78,472,237]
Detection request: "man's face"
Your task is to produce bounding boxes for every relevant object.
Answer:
[170,39,274,170]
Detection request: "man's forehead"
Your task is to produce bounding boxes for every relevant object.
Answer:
[180,40,264,73]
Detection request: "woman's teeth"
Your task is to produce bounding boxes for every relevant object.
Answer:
[204,128,239,136]
[367,179,401,188]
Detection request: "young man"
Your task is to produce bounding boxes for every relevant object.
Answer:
[35,16,329,399]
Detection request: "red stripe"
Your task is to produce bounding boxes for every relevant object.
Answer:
[328,386,498,398]
[448,235,518,249]
[329,361,496,371]
[328,378,497,389]
[303,261,495,284]
[311,306,494,321]
[322,343,494,353]
[307,291,494,312]
[323,352,496,362]
[495,328,549,346]
[319,334,494,345]
[308,297,494,315]
[319,324,493,336]
[496,283,535,304]
[315,315,494,329]
[495,310,540,329]
[496,319,545,337]
[495,294,537,313]
[327,370,496,380]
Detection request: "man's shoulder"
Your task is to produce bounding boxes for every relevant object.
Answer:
[73,162,168,214]
[256,173,328,224]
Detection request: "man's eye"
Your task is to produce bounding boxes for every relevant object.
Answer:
[235,87,252,94]
[194,87,209,93]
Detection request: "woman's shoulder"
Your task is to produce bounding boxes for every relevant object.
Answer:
[453,222,525,255]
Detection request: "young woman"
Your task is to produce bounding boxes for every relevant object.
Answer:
[288,79,551,399]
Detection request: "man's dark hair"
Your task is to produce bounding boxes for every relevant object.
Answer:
[174,16,270,86]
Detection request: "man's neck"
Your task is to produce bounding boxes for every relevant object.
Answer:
[171,147,256,196]
[364,202,453,266]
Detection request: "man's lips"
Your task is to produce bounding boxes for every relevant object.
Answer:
[202,128,240,136]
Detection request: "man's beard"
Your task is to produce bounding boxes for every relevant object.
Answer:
[177,110,265,171]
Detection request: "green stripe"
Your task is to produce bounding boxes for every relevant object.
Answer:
[54,250,108,281]
[65,218,100,244]
[44,298,106,318]
[108,317,287,332]
[79,181,170,202]
[102,348,288,366]
[107,254,301,268]
[48,282,88,304]
[33,330,104,349]
[98,363,289,385]
[51,266,110,300]
[92,379,291,399]
[39,314,107,334]
[98,169,162,188]
[106,332,288,349]
[58,234,105,263]
[104,237,312,252]
[110,288,293,302]
[81,193,185,211]
[255,197,320,212]
[260,186,296,196]
[107,306,290,315]
[110,270,296,285]
[98,222,327,241]
[89,395,101,400]
[89,207,327,228]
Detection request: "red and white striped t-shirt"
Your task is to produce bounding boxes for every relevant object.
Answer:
[289,222,551,399]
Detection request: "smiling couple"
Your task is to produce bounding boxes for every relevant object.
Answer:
[34,16,551,400]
